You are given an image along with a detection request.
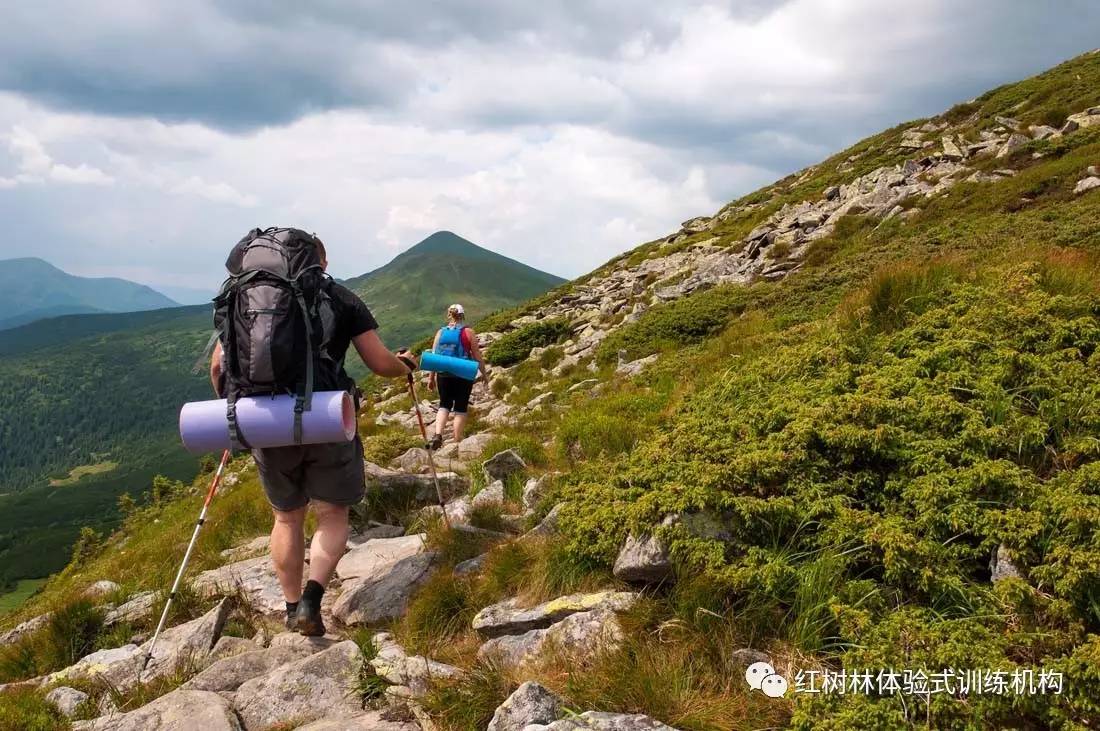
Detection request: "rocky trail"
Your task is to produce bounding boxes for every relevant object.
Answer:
[6,98,1100,730]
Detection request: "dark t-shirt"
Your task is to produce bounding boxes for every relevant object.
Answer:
[323,281,378,385]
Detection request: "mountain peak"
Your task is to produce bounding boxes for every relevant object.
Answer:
[403,231,485,257]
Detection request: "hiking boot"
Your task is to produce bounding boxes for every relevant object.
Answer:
[427,433,443,451]
[295,595,325,637]
[285,601,298,630]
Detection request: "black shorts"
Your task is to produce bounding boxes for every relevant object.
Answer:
[252,435,365,512]
[437,374,474,414]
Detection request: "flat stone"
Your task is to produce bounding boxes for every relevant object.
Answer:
[523,503,564,539]
[488,681,563,731]
[104,591,157,626]
[208,635,260,662]
[73,689,241,731]
[295,711,421,731]
[0,612,52,645]
[268,632,342,652]
[336,534,426,581]
[369,632,463,696]
[484,449,527,481]
[234,640,363,730]
[219,535,270,562]
[47,644,144,689]
[473,590,640,638]
[457,431,497,459]
[477,608,625,670]
[364,461,468,504]
[193,556,285,615]
[352,522,406,542]
[454,553,488,576]
[1074,176,1100,195]
[46,686,89,717]
[533,711,679,731]
[181,645,315,692]
[333,553,437,625]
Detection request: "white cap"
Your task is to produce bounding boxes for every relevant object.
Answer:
[449,303,464,315]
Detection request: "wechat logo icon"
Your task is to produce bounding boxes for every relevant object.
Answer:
[746,661,788,698]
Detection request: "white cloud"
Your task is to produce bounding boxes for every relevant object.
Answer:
[4,125,114,185]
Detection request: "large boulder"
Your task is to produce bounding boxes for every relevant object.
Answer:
[105,591,157,626]
[335,534,426,581]
[73,689,241,731]
[613,534,673,584]
[477,608,625,670]
[193,557,285,615]
[488,681,563,731]
[473,591,639,638]
[1075,176,1100,195]
[483,449,527,482]
[333,553,437,625]
[234,640,363,730]
[45,686,89,718]
[47,644,145,689]
[0,612,52,645]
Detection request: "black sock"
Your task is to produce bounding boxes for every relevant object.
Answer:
[302,580,324,603]
[286,600,299,615]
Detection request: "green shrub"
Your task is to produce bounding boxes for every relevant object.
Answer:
[484,319,572,367]
[361,428,422,466]
[557,387,670,462]
[597,285,759,364]
[481,433,548,468]
[0,599,103,683]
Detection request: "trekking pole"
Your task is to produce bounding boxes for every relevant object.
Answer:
[142,448,231,672]
[406,374,452,529]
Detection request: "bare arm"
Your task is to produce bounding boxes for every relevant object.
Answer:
[466,328,488,378]
[210,340,224,396]
[353,330,414,378]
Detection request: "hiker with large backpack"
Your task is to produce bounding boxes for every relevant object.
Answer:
[426,303,487,450]
[208,227,415,636]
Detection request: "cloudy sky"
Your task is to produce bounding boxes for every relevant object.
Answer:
[0,1,1097,301]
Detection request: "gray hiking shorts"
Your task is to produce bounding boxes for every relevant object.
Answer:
[252,436,366,512]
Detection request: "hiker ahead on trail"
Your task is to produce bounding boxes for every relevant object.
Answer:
[209,228,416,637]
[427,304,487,450]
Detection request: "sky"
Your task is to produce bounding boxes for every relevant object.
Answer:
[0,1,1098,302]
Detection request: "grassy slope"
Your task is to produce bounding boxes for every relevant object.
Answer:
[4,51,1100,730]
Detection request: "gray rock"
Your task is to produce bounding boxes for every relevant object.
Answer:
[941,136,964,160]
[522,475,555,513]
[235,640,362,730]
[336,534,426,581]
[139,597,232,682]
[104,591,157,626]
[488,681,563,731]
[454,553,489,576]
[333,553,437,625]
[613,534,672,584]
[1030,124,1058,140]
[352,522,406,541]
[364,461,468,504]
[996,133,1030,158]
[219,535,270,562]
[457,431,497,459]
[47,644,145,689]
[473,480,506,509]
[418,495,473,525]
[83,580,121,600]
[524,503,564,539]
[74,689,241,731]
[0,612,51,645]
[45,686,89,717]
[478,608,625,670]
[1087,165,1099,177]
[473,590,639,638]
[268,631,342,652]
[1074,176,1100,195]
[369,632,463,696]
[207,635,260,662]
[729,648,772,668]
[536,711,679,731]
[295,711,421,731]
[990,544,1023,582]
[181,645,315,692]
[193,556,285,615]
[824,185,840,200]
[484,449,528,482]
[616,354,658,377]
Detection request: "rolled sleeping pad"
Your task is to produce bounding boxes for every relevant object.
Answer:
[419,351,479,381]
[179,390,356,454]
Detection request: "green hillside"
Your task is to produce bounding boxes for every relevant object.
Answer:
[0,257,178,327]
[345,231,566,347]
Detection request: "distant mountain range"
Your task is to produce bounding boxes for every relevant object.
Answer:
[0,232,564,590]
[0,258,179,330]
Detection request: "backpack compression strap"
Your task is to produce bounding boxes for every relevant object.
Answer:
[291,275,319,445]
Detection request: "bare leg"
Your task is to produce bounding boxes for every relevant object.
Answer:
[433,407,449,440]
[271,506,307,602]
[452,412,468,442]
[308,501,349,587]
